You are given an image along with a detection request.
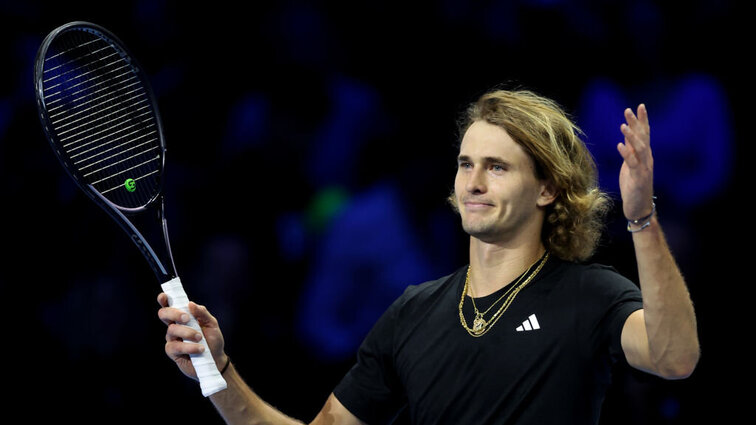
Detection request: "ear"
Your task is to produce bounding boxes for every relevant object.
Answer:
[536,180,558,207]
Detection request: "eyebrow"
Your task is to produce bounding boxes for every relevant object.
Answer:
[457,155,511,166]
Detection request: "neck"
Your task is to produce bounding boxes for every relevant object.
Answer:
[468,237,546,298]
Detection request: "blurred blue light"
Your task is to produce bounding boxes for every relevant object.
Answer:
[660,396,681,420]
[577,74,733,208]
[308,76,381,186]
[223,93,271,154]
[296,182,433,361]
[149,65,185,99]
[276,211,307,261]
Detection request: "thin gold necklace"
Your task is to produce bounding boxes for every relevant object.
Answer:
[459,252,550,337]
[469,266,530,322]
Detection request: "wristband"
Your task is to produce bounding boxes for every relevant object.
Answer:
[220,356,231,375]
[627,199,656,233]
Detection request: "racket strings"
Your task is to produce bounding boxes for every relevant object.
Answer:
[43,50,120,88]
[48,77,142,124]
[45,66,135,109]
[72,122,156,162]
[83,141,160,178]
[41,37,101,67]
[58,103,151,143]
[65,110,152,151]
[55,94,150,136]
[41,29,162,209]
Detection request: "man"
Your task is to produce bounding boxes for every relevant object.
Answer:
[158,88,699,424]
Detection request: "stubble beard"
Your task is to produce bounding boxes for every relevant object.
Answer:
[461,212,504,243]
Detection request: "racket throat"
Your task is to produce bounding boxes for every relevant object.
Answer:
[88,184,173,281]
[159,197,179,278]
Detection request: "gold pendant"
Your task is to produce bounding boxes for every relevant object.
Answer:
[473,315,487,334]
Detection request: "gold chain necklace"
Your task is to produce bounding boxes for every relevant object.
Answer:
[469,267,529,322]
[459,252,550,337]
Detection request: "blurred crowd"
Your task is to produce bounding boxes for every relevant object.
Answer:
[1,0,745,423]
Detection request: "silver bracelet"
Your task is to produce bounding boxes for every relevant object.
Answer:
[626,199,656,233]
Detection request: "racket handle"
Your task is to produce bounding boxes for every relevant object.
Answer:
[161,277,228,397]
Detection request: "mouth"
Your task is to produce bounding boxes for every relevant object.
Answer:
[462,199,495,210]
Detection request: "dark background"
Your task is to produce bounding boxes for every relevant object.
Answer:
[1,0,747,422]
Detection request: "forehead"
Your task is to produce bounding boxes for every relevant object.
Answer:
[459,120,530,164]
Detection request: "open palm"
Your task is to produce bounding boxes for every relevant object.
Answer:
[617,104,655,221]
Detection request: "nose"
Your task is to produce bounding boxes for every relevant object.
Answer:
[465,167,487,194]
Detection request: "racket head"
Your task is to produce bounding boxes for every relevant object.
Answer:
[35,21,166,212]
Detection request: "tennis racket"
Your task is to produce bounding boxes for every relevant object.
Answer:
[34,21,226,397]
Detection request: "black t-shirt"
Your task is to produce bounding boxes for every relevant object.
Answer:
[333,256,643,425]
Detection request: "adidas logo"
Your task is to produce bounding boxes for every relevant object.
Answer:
[515,314,540,332]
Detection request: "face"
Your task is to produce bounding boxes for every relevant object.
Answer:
[454,120,555,244]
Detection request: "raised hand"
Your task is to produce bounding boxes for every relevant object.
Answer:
[617,104,655,222]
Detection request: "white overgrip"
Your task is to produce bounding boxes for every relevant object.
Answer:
[161,277,227,397]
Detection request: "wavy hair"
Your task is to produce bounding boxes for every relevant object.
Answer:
[449,89,611,262]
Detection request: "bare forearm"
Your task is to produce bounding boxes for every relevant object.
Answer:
[632,216,700,377]
[209,362,306,425]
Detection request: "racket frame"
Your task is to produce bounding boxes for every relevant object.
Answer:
[34,21,174,282]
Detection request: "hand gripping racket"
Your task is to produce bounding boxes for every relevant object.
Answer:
[34,21,226,397]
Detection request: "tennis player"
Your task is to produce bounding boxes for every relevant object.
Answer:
[158,89,699,424]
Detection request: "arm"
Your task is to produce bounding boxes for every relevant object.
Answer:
[616,105,700,379]
[209,365,363,425]
[157,294,366,425]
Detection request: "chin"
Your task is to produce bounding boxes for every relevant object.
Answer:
[462,223,500,242]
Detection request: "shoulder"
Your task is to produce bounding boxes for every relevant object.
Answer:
[358,266,467,345]
[549,259,641,303]
[388,266,467,312]
[555,259,636,286]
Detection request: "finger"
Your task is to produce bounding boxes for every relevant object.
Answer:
[617,142,639,168]
[620,123,639,150]
[188,302,218,329]
[624,107,639,129]
[158,306,191,327]
[637,104,649,129]
[157,292,168,307]
[166,323,203,343]
[620,120,648,155]
[625,105,650,137]
[165,340,205,359]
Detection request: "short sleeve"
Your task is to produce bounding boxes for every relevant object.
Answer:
[333,293,407,424]
[579,265,644,363]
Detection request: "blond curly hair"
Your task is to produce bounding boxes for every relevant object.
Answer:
[449,89,611,262]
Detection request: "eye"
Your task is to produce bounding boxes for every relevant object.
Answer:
[458,161,472,169]
[491,164,506,172]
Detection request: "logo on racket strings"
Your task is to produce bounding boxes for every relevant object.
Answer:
[124,178,136,192]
